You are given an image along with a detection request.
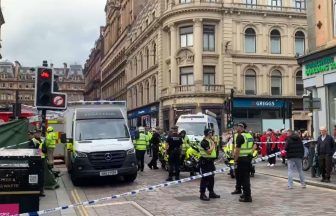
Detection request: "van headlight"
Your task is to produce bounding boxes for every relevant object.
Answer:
[127,148,135,155]
[74,151,88,158]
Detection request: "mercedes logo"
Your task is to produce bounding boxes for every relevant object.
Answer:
[105,153,112,161]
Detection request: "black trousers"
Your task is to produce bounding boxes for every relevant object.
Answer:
[168,152,180,178]
[237,157,252,197]
[148,147,159,168]
[136,150,146,171]
[235,167,241,191]
[319,155,333,180]
[199,158,216,193]
[268,149,277,165]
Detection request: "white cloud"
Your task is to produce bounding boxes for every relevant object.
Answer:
[1,0,106,67]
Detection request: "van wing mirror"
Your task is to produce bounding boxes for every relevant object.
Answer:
[60,133,67,143]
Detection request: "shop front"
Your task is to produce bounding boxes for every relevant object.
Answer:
[233,98,292,133]
[298,48,336,138]
[127,103,159,128]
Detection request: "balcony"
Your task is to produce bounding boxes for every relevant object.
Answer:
[202,84,225,93]
[174,85,195,94]
[161,84,225,98]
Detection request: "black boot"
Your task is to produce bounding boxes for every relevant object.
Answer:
[209,192,220,199]
[200,193,210,201]
[239,196,252,202]
[231,190,241,195]
[148,164,153,169]
[166,177,173,181]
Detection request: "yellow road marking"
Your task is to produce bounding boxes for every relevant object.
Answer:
[71,190,88,216]
[74,189,89,216]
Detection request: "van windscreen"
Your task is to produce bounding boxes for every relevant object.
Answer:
[75,119,130,141]
[176,122,207,136]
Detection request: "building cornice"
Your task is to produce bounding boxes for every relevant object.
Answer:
[231,53,298,61]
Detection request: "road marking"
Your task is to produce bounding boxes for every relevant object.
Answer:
[71,190,88,216]
[74,189,89,216]
[87,201,153,216]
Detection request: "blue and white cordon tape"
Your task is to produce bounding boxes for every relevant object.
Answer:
[19,150,284,216]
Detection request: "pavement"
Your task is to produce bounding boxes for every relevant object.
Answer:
[255,159,336,190]
[37,156,336,216]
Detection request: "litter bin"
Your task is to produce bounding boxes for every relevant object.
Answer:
[0,149,43,214]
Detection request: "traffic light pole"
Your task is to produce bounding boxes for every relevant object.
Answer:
[41,109,47,137]
[309,91,314,138]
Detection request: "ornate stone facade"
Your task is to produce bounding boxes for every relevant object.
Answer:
[98,0,309,132]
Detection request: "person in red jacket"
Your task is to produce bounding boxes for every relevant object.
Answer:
[260,132,268,158]
[264,129,278,167]
[278,129,288,165]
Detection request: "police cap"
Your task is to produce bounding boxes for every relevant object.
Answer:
[204,128,213,136]
[237,122,247,129]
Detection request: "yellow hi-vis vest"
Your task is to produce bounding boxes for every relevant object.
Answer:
[46,132,57,148]
[234,132,254,157]
[36,139,46,159]
[199,138,217,159]
[182,136,190,153]
[135,133,149,151]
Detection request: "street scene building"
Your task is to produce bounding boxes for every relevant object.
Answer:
[0,61,85,106]
[88,0,309,132]
[298,0,336,137]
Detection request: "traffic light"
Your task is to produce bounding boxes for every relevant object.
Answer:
[35,67,67,110]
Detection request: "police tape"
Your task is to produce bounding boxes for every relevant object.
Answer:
[20,151,283,216]
[255,140,315,145]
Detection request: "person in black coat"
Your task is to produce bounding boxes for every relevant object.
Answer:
[148,128,161,169]
[317,127,336,183]
[285,130,306,189]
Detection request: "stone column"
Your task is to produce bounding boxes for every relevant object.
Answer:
[170,24,178,86]
[262,64,268,95]
[236,63,242,93]
[193,18,203,87]
[236,21,241,52]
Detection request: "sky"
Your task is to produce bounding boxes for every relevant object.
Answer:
[1,0,106,67]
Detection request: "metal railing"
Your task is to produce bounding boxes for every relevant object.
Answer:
[174,85,195,93]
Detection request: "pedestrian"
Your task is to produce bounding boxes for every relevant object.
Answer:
[46,126,57,168]
[166,126,183,181]
[199,128,220,201]
[285,130,306,189]
[148,128,161,170]
[265,129,278,167]
[317,127,335,183]
[232,122,256,202]
[134,127,149,172]
[278,129,288,165]
[146,127,153,157]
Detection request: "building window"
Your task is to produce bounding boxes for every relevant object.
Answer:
[271,70,282,95]
[146,81,150,104]
[140,54,143,72]
[134,57,138,74]
[180,0,192,4]
[245,0,257,8]
[180,26,193,47]
[270,29,281,54]
[268,0,282,10]
[245,28,256,53]
[293,0,305,11]
[146,48,150,69]
[245,69,256,95]
[180,67,194,85]
[153,77,157,101]
[203,66,215,85]
[153,43,157,65]
[296,71,304,96]
[295,31,305,56]
[203,25,215,51]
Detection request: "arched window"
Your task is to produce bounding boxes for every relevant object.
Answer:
[271,70,282,95]
[245,69,256,95]
[245,28,256,53]
[133,88,137,108]
[146,48,150,69]
[296,70,304,96]
[153,43,157,65]
[145,81,150,104]
[295,31,305,56]
[140,53,143,72]
[139,84,143,106]
[152,77,157,101]
[134,57,137,75]
[270,29,281,54]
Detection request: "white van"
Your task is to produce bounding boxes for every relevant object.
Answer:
[63,101,137,185]
[175,110,219,142]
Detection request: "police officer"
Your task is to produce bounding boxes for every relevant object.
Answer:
[148,128,161,169]
[166,126,183,181]
[180,130,190,163]
[32,129,46,196]
[134,127,149,171]
[232,122,256,202]
[199,129,220,201]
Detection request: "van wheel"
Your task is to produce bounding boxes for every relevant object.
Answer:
[71,173,81,186]
[124,174,137,183]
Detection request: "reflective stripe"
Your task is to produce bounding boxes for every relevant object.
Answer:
[199,138,216,158]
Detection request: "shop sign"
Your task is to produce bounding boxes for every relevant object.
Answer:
[233,98,284,109]
[128,105,159,119]
[305,56,336,76]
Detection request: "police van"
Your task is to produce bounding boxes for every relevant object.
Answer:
[175,110,219,142]
[63,101,137,185]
